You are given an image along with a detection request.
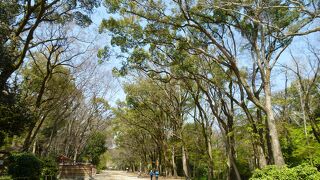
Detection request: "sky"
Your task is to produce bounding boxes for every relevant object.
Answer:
[76,6,127,107]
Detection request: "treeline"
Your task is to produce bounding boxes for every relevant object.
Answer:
[0,0,111,174]
[101,0,320,179]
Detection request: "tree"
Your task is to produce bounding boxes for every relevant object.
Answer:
[0,0,100,94]
[112,77,193,176]
[81,132,107,166]
[19,25,83,151]
[285,45,320,143]
[101,0,320,166]
[0,97,34,147]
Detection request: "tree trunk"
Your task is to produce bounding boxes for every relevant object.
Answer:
[172,147,177,178]
[264,71,285,165]
[22,122,37,151]
[0,66,14,93]
[242,105,267,168]
[265,119,274,164]
[256,109,267,168]
[22,69,51,151]
[22,112,48,152]
[305,105,320,143]
[257,144,267,168]
[73,148,78,163]
[182,145,190,179]
[298,84,309,140]
[226,133,241,180]
[207,136,214,180]
[32,140,37,154]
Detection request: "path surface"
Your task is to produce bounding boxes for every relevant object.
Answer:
[95,170,143,180]
[94,170,183,180]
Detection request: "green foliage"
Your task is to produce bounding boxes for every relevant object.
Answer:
[250,164,320,180]
[104,0,122,13]
[97,46,111,63]
[236,158,252,179]
[192,163,208,180]
[0,97,34,147]
[280,124,320,167]
[8,153,43,179]
[41,157,59,179]
[81,132,107,166]
[0,1,19,69]
[97,152,112,172]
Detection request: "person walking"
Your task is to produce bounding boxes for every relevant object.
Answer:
[155,170,159,180]
[149,169,154,180]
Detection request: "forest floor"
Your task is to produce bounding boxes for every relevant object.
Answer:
[94,170,184,180]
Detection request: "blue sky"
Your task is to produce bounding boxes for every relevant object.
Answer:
[77,6,127,106]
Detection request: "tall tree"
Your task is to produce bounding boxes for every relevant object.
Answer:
[286,45,320,143]
[102,0,320,166]
[0,0,100,93]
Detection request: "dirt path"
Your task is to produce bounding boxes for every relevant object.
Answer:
[94,170,147,180]
[94,170,183,180]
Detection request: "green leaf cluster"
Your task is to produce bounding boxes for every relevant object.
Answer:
[0,98,35,147]
[81,132,107,166]
[41,157,59,179]
[8,153,43,179]
[251,164,320,180]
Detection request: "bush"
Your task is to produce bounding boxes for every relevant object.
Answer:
[8,153,43,179]
[250,164,320,180]
[41,157,59,179]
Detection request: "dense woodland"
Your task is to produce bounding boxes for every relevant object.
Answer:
[1,0,320,180]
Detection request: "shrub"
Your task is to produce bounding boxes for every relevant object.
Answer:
[41,157,59,179]
[8,153,43,179]
[250,164,320,180]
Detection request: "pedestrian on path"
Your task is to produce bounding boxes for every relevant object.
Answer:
[155,170,159,180]
[149,169,154,180]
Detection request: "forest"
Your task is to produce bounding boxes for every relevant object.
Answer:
[1,0,320,180]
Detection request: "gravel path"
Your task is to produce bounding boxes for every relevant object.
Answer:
[94,170,147,180]
[94,170,183,180]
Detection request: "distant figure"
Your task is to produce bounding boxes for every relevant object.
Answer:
[126,167,129,172]
[149,169,154,180]
[155,170,159,180]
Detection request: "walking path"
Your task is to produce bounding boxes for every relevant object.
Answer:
[95,170,142,180]
[94,170,183,180]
